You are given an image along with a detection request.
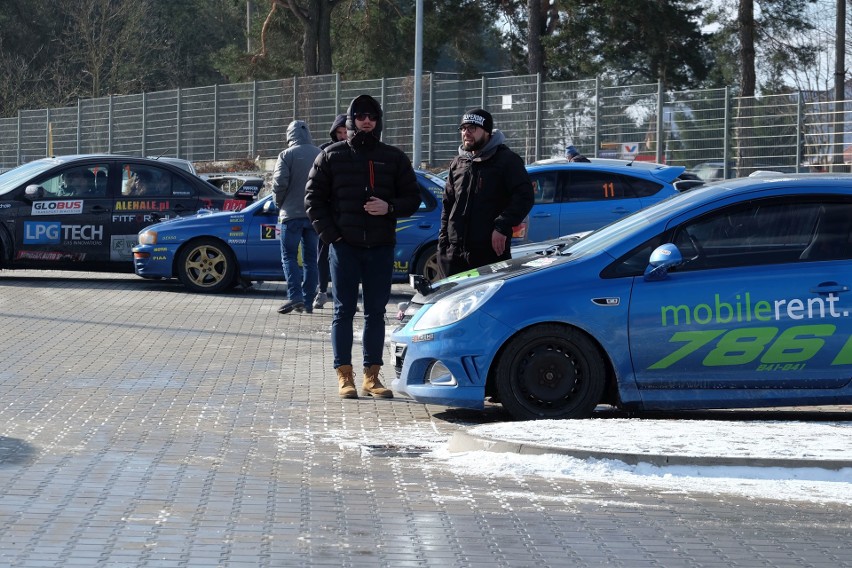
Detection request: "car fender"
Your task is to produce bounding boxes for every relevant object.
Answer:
[412,239,438,269]
[478,268,639,404]
[0,221,13,264]
[172,235,241,277]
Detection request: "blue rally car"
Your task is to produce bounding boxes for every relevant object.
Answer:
[390,173,852,420]
[132,171,445,292]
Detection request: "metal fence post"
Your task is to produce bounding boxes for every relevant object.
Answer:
[480,76,486,109]
[108,94,114,154]
[723,86,731,179]
[252,81,258,159]
[796,90,803,173]
[334,73,340,111]
[17,111,21,164]
[293,76,298,119]
[534,72,542,162]
[77,99,82,154]
[381,77,386,141]
[594,77,600,158]
[428,72,434,166]
[655,80,664,163]
[142,92,147,157]
[176,87,182,159]
[214,85,220,161]
[45,108,51,156]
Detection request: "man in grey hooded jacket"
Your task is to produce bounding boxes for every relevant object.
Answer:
[273,120,322,314]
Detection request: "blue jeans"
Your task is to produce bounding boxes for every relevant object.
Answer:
[329,242,393,368]
[280,218,319,305]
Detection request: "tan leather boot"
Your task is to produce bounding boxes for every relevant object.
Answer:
[362,364,393,398]
[336,365,357,399]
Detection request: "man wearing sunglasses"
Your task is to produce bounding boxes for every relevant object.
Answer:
[438,108,534,279]
[305,94,421,400]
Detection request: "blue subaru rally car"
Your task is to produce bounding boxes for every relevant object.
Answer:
[390,173,852,420]
[133,171,445,292]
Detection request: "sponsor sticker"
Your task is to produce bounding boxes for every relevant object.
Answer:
[32,200,84,215]
[115,200,170,211]
[223,200,246,211]
[24,221,61,244]
[16,250,86,261]
[261,224,279,240]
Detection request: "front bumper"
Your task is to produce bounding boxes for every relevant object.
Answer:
[132,244,176,279]
[389,309,514,409]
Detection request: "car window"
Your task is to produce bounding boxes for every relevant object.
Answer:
[530,172,558,204]
[121,164,194,197]
[38,164,109,198]
[568,171,635,202]
[417,176,441,211]
[672,198,849,271]
[0,160,61,196]
[627,177,665,198]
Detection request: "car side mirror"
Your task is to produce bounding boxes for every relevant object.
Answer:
[24,184,45,201]
[261,199,277,214]
[643,243,683,282]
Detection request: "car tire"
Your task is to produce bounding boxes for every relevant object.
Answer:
[415,244,440,282]
[176,238,237,293]
[494,324,606,420]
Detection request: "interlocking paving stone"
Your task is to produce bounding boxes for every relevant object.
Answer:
[0,271,851,567]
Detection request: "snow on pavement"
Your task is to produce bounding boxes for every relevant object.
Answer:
[312,417,852,505]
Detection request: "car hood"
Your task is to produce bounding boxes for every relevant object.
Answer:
[411,252,582,304]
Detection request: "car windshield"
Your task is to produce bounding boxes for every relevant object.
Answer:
[0,159,62,196]
[558,188,693,257]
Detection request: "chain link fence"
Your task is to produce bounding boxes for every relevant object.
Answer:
[1,73,849,176]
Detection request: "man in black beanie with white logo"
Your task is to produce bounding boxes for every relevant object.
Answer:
[305,94,421,400]
[438,108,534,278]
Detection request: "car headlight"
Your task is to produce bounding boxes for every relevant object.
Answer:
[413,280,503,331]
[138,230,157,245]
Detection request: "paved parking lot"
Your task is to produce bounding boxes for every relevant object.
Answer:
[0,270,850,567]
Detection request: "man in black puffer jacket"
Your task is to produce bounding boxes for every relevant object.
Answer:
[438,108,534,278]
[305,94,421,400]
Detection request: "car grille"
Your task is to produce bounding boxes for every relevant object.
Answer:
[392,342,406,378]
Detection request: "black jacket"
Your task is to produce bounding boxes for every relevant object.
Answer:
[440,130,534,261]
[305,95,421,247]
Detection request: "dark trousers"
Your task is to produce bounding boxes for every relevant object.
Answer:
[437,245,510,279]
[317,240,330,293]
[329,242,394,368]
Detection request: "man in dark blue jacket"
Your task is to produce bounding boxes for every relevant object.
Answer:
[438,108,534,278]
[305,95,421,399]
[314,113,349,309]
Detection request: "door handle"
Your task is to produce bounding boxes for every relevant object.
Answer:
[810,282,850,295]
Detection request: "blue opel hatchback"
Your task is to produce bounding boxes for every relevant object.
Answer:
[523,158,684,242]
[390,173,852,420]
[133,171,445,292]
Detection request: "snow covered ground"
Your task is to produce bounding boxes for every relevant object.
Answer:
[443,418,852,505]
[329,414,852,506]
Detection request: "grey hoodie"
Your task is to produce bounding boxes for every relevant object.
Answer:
[273,120,321,221]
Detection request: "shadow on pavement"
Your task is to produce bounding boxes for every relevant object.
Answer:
[0,436,37,467]
[0,272,286,298]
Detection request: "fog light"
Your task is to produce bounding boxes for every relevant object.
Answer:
[426,361,456,386]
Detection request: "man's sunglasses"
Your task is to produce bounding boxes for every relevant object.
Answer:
[354,112,378,121]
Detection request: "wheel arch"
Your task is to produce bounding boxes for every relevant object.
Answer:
[0,222,13,267]
[484,320,621,408]
[171,235,240,279]
[412,239,439,279]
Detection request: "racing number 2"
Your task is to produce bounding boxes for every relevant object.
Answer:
[648,324,839,369]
